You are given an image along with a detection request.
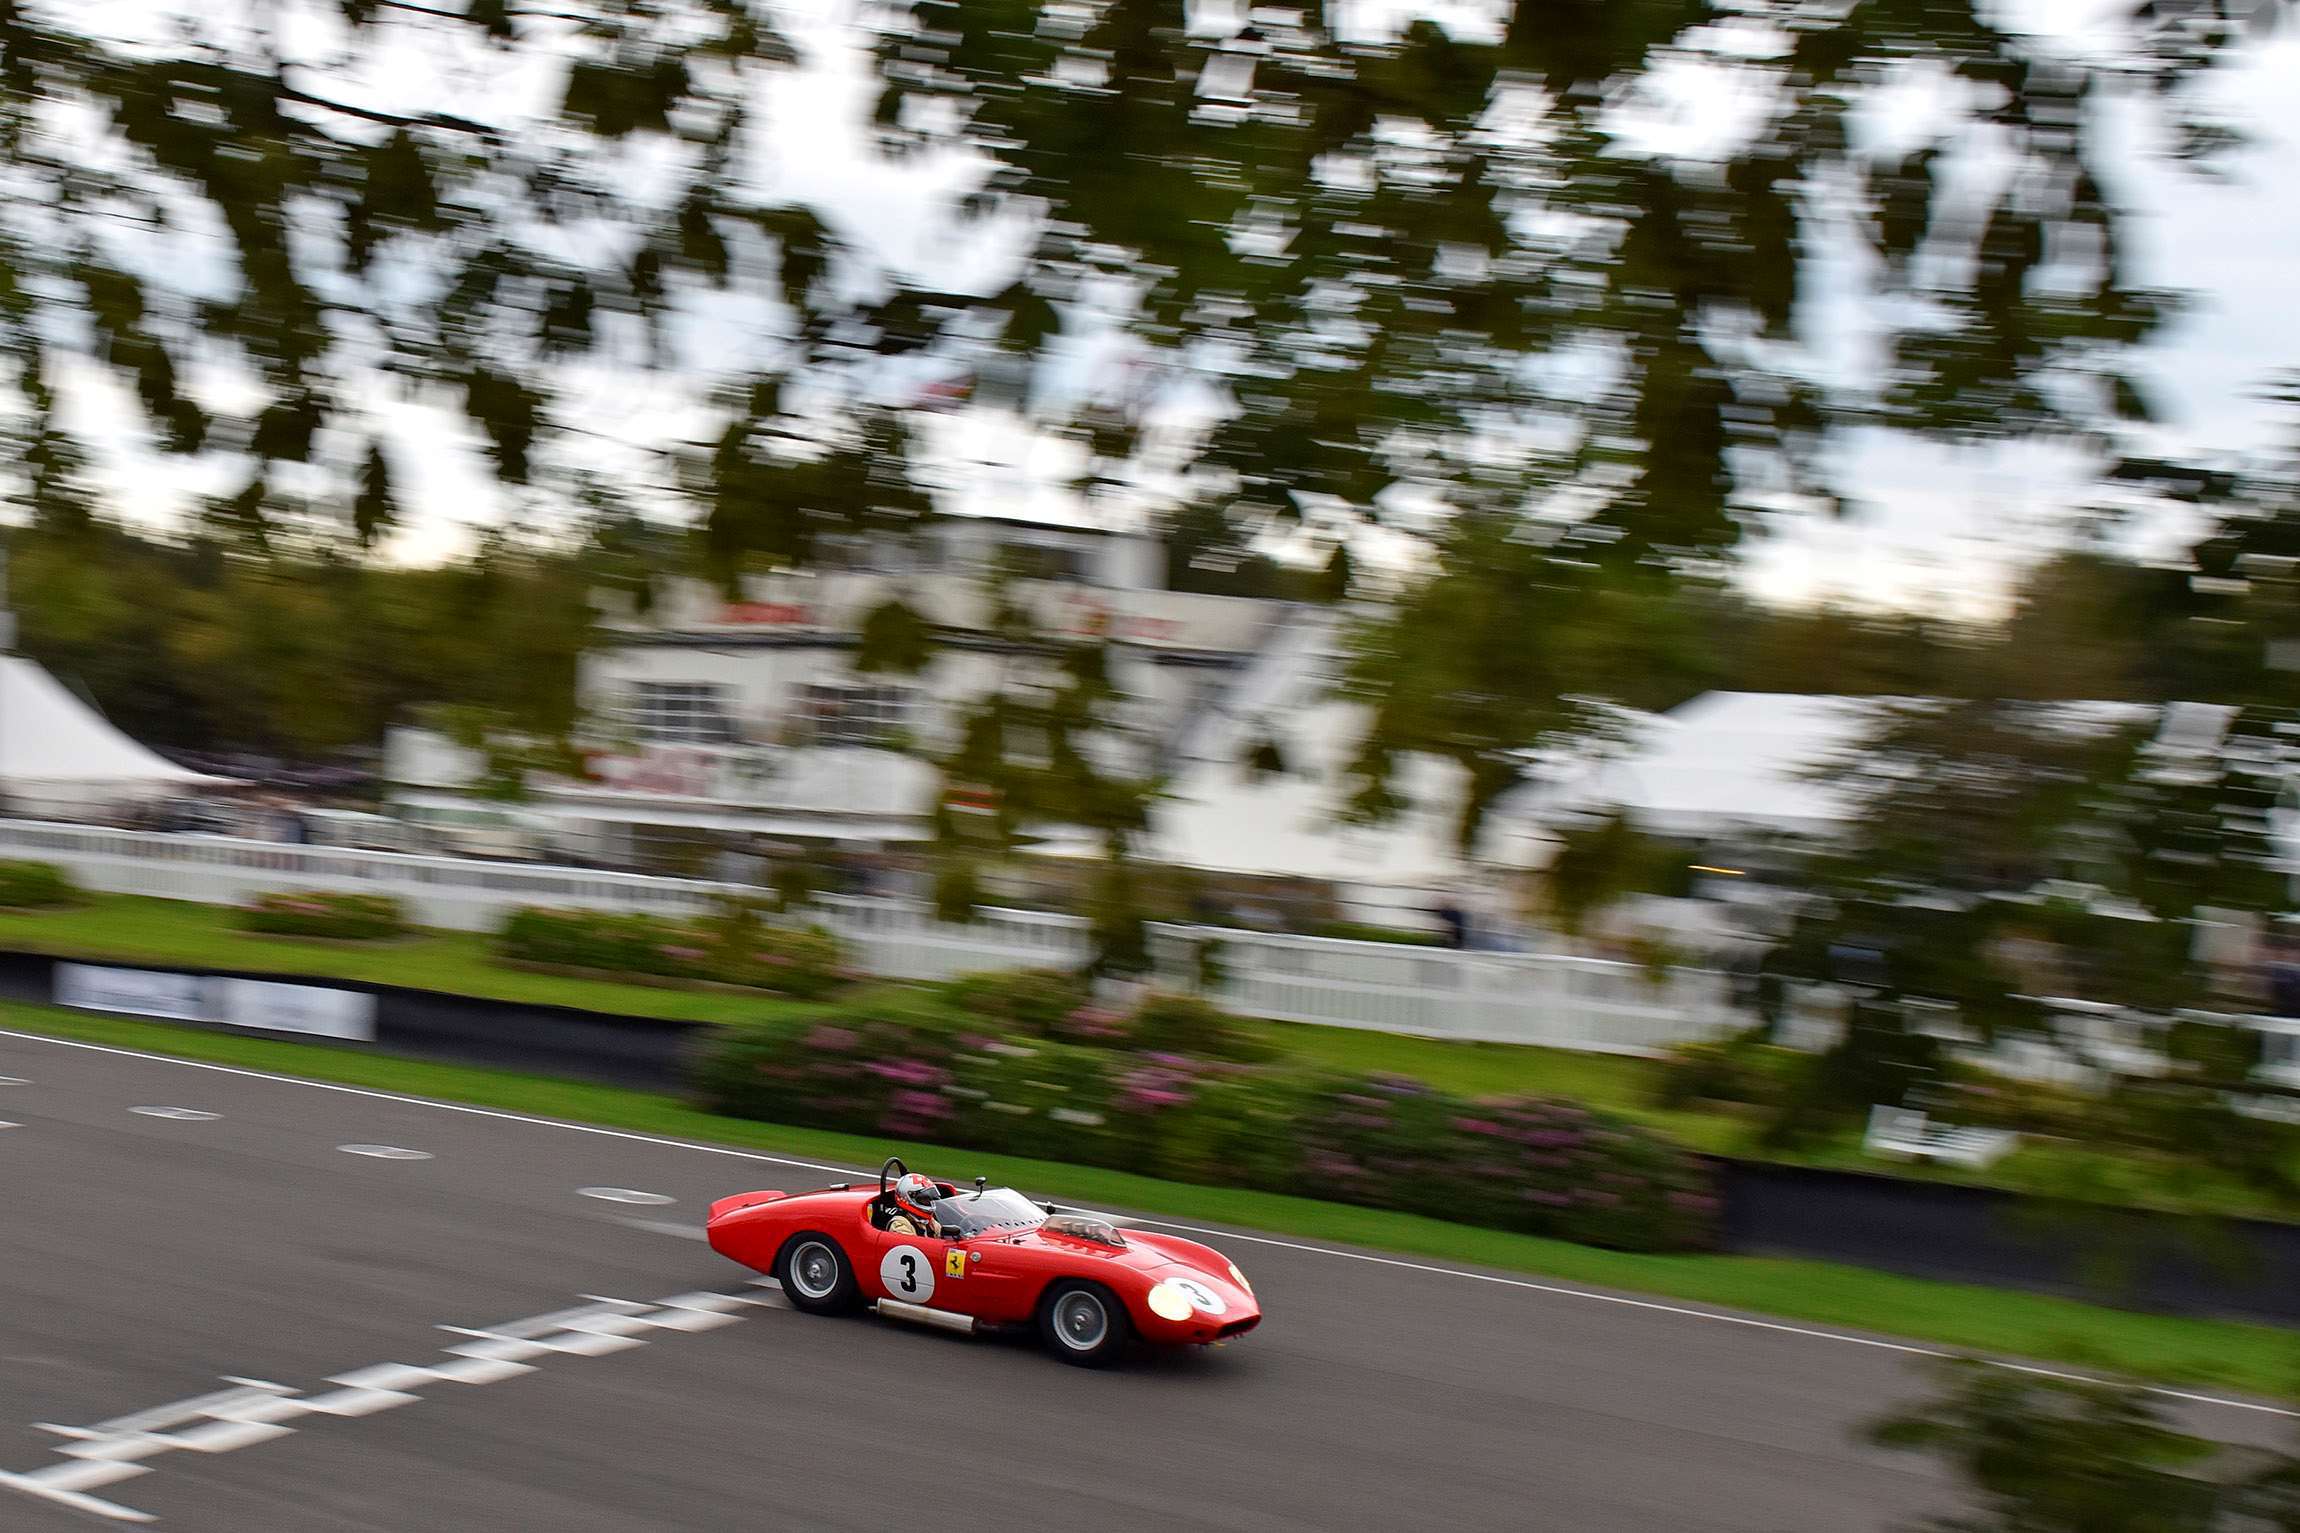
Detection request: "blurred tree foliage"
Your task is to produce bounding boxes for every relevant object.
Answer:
[1757,686,2296,1143]
[1871,1357,2300,1533]
[3,518,616,761]
[1,0,2292,889]
[860,0,2290,839]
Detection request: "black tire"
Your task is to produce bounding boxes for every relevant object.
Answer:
[776,1232,860,1315]
[1038,1281,1129,1368]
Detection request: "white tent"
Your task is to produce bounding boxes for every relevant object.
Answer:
[1536,691,1886,839]
[0,655,227,813]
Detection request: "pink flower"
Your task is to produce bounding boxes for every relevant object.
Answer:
[804,1025,859,1053]
[866,1060,947,1087]
[658,944,706,962]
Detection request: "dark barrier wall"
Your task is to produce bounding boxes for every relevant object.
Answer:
[0,949,706,1093]
[7,947,2297,1324]
[1717,1159,2300,1326]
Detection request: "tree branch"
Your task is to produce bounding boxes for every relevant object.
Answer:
[277,78,503,142]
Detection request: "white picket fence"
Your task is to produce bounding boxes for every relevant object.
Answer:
[0,817,1745,1054]
[1153,926,1741,1053]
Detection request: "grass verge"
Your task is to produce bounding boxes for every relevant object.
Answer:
[0,894,1684,1096]
[0,894,811,1025]
[4,1000,2293,1400]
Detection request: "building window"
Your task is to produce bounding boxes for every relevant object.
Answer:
[801,682,913,746]
[627,682,738,744]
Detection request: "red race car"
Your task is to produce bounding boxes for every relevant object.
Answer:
[706,1156,1261,1367]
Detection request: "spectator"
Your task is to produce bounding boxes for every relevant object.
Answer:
[2266,934,2300,1019]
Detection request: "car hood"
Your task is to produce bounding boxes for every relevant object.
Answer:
[1003,1224,1233,1280]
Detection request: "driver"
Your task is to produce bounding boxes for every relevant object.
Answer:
[886,1172,944,1238]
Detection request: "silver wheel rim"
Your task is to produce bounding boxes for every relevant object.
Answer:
[790,1241,840,1300]
[1054,1291,1109,1351]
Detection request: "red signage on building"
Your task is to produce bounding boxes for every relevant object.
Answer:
[716,601,815,627]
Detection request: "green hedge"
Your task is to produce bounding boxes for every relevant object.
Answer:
[694,1003,1717,1252]
[238,891,407,941]
[498,903,850,1000]
[0,859,78,909]
[1655,1037,1801,1112]
[940,970,1272,1061]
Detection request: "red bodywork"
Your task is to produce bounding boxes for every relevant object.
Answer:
[705,1181,1262,1349]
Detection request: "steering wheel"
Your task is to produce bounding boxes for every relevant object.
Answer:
[878,1155,908,1198]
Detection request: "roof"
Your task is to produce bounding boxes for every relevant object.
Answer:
[1542,691,1885,837]
[0,656,227,801]
[1540,691,2250,841]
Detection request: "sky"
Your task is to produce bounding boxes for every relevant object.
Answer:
[31,1,2300,618]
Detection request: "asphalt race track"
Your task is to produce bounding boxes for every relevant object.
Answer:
[2,1028,2288,1532]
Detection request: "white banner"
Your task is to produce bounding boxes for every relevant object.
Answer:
[55,962,375,1042]
[56,963,216,1023]
[221,979,376,1042]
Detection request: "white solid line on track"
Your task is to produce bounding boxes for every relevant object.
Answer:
[5,1024,2293,1423]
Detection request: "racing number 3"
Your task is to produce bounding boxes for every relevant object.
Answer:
[878,1244,937,1304]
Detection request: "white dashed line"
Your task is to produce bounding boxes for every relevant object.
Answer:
[0,1122,17,1130]
[338,1145,432,1160]
[129,1107,219,1121]
[4,1025,2291,1424]
[577,1187,675,1205]
[0,1074,28,1084]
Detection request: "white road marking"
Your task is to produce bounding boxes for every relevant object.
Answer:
[5,1025,2292,1423]
[0,1121,17,1129]
[426,1355,534,1385]
[612,1216,707,1241]
[0,1464,156,1522]
[338,1144,432,1160]
[578,1187,675,1205]
[129,1107,219,1121]
[0,1282,783,1524]
[0,1074,28,1083]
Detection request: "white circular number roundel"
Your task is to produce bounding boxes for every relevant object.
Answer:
[1170,1277,1226,1316]
[879,1244,937,1305]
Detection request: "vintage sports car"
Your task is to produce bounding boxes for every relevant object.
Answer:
[706,1156,1261,1367]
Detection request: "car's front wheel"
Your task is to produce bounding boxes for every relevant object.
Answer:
[1038,1280,1129,1368]
[776,1233,860,1315]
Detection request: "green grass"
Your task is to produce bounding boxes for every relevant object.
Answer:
[6,894,2296,1224]
[0,894,811,1025]
[5,1000,2294,1400]
[0,894,1700,1100]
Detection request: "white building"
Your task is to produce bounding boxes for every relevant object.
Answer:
[385,516,1553,929]
[389,517,1295,871]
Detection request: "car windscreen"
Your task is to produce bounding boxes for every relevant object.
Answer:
[935,1187,1045,1238]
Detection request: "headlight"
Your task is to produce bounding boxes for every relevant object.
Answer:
[1228,1262,1253,1296]
[1147,1281,1195,1323]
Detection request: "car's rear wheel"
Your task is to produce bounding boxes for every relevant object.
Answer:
[1038,1280,1129,1368]
[776,1233,859,1315]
